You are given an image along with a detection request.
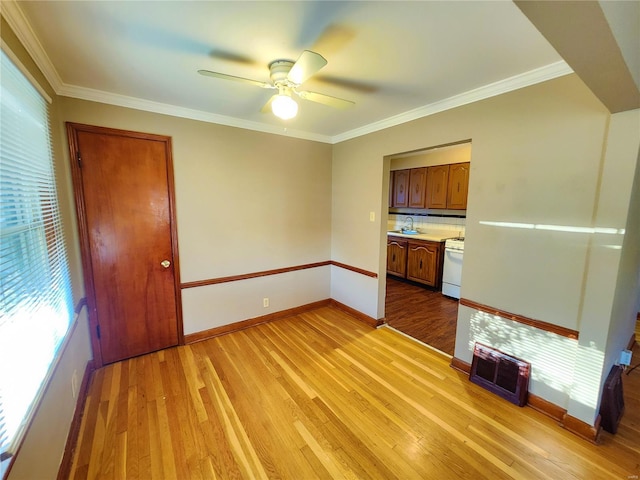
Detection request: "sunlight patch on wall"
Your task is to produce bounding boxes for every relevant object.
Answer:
[469,311,578,395]
[479,220,625,235]
[569,342,605,411]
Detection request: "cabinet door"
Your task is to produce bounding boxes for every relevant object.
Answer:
[389,170,394,207]
[406,242,439,286]
[387,238,407,277]
[447,162,470,210]
[393,170,409,207]
[408,168,428,208]
[426,165,449,209]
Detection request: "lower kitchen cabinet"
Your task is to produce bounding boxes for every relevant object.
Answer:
[387,236,408,277]
[406,241,442,287]
[387,237,444,288]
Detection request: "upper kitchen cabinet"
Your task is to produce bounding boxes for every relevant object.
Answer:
[426,165,449,209]
[389,142,471,212]
[447,162,470,210]
[392,169,409,207]
[408,168,428,208]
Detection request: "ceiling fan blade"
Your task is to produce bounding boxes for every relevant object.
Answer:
[311,25,356,57]
[297,90,354,110]
[208,49,259,66]
[198,69,274,89]
[287,50,327,85]
[261,95,275,113]
[313,75,378,94]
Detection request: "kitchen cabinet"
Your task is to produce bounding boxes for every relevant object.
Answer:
[426,165,449,209]
[387,236,443,288]
[393,168,427,208]
[408,167,428,208]
[387,236,408,277]
[392,169,409,207]
[406,240,442,287]
[447,162,470,210]
[390,162,469,210]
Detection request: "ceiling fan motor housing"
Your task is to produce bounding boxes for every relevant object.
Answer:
[269,60,295,86]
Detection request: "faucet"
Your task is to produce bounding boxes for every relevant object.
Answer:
[403,217,414,232]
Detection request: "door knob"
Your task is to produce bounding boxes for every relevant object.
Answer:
[161,260,171,268]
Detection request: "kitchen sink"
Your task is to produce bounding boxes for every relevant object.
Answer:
[389,229,420,235]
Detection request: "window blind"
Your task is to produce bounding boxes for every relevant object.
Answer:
[0,47,73,471]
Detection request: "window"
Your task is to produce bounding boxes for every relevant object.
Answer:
[0,47,73,473]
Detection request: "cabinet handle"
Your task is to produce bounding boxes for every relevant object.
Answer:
[457,183,460,193]
[419,259,422,269]
[392,254,396,262]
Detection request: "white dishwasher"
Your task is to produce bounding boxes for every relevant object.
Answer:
[442,237,464,299]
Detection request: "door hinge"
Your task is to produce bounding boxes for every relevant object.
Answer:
[77,151,82,168]
[96,324,101,339]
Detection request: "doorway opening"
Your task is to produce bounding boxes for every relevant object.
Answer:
[383,141,471,356]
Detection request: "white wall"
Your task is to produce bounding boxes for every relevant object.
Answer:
[601,110,640,388]
[183,267,331,334]
[58,97,334,334]
[390,142,472,170]
[332,74,640,426]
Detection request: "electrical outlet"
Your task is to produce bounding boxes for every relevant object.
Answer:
[620,349,632,366]
[71,370,79,399]
[263,297,269,308]
[369,211,375,222]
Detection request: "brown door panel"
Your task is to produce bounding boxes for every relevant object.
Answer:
[69,125,181,365]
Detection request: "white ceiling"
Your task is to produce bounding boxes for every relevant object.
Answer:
[8,1,571,143]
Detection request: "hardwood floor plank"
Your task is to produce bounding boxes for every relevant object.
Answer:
[385,277,458,355]
[68,305,640,479]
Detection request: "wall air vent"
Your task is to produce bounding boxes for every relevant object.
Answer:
[469,343,531,406]
[599,365,624,434]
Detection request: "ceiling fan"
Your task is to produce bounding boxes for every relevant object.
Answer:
[198,50,354,120]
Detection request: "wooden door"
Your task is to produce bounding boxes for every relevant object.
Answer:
[447,162,470,209]
[408,168,427,208]
[393,169,409,207]
[67,123,182,365]
[426,165,449,209]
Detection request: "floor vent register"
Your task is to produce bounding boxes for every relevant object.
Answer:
[469,343,531,407]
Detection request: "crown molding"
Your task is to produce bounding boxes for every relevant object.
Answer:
[4,0,573,145]
[58,84,333,143]
[56,61,574,145]
[0,0,63,92]
[330,61,573,144]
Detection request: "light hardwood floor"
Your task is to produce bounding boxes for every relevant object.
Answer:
[68,306,640,479]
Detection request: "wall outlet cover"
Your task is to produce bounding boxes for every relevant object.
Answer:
[620,349,632,366]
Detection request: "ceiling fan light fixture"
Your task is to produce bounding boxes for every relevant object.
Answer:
[272,93,298,120]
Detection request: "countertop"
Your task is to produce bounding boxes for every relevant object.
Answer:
[387,230,458,242]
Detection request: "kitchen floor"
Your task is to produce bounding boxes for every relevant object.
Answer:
[385,276,458,355]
